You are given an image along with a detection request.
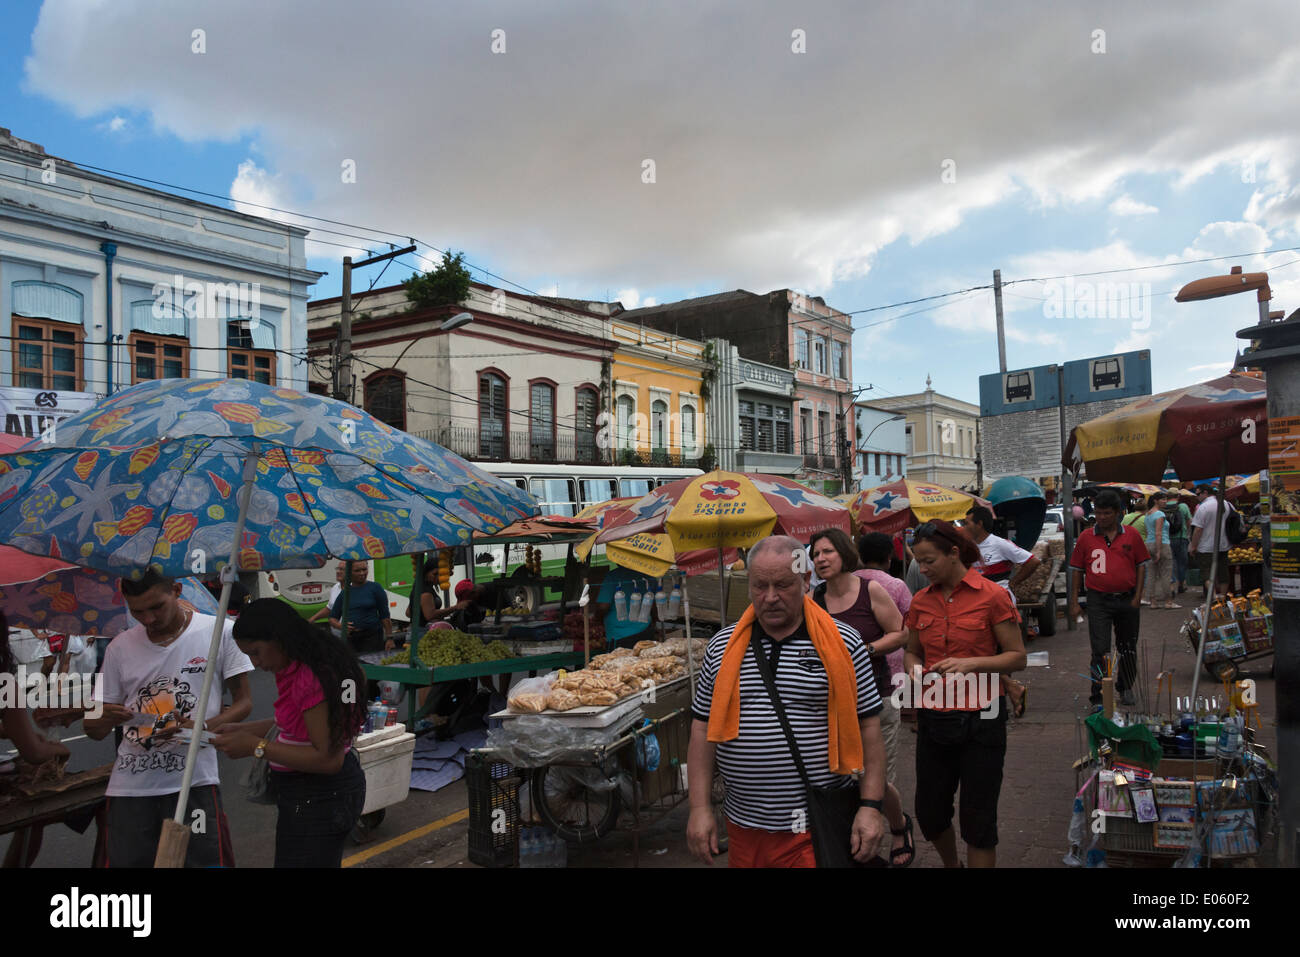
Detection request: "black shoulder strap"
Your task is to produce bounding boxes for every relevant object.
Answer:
[749,638,813,789]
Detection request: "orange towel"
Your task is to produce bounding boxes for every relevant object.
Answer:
[706,596,864,775]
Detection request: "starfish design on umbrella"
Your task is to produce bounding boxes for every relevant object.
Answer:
[288,402,346,448]
[869,491,901,515]
[764,483,811,509]
[44,470,144,540]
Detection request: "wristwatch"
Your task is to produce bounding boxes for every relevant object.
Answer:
[859,798,884,811]
[254,739,268,759]
[866,642,876,656]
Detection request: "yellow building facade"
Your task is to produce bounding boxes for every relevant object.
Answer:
[609,320,709,465]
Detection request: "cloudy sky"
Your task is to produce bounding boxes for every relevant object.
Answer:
[4,0,1299,405]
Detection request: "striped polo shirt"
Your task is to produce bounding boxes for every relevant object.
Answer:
[691,616,881,833]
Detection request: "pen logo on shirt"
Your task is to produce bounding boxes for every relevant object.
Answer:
[180,657,208,675]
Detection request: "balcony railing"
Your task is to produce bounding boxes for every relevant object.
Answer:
[616,448,700,469]
[801,450,839,471]
[421,425,604,464]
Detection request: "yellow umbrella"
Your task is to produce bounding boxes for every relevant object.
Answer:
[850,479,992,534]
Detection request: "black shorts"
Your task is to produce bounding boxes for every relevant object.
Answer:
[914,705,1008,849]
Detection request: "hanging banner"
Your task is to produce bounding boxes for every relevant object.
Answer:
[0,387,98,440]
[1267,416,1300,598]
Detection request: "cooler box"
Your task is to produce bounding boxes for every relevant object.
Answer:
[355,723,415,815]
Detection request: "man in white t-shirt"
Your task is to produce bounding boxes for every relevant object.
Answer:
[84,571,253,868]
[963,506,1042,603]
[1189,487,1233,598]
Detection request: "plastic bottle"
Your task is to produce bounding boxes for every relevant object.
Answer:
[519,828,536,868]
[1218,716,1242,758]
[639,585,655,623]
[627,587,641,621]
[654,586,668,619]
[666,584,682,620]
[613,586,628,621]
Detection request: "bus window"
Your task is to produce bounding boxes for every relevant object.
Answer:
[580,478,617,507]
[530,477,578,517]
[620,478,653,498]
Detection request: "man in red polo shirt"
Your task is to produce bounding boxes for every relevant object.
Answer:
[1067,489,1149,710]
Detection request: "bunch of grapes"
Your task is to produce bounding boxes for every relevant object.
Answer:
[482,640,513,662]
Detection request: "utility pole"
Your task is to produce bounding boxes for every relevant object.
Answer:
[1056,363,1075,633]
[994,268,1007,373]
[334,245,416,405]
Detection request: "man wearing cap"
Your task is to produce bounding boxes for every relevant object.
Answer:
[329,563,393,653]
[427,580,489,632]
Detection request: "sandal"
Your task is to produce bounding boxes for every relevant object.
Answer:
[890,812,915,867]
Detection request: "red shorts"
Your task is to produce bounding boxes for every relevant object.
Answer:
[726,819,816,868]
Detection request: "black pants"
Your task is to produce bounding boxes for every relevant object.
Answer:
[271,750,367,868]
[914,706,1008,849]
[1086,590,1140,703]
[105,785,233,867]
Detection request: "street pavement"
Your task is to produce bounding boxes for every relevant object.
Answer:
[6,592,1278,868]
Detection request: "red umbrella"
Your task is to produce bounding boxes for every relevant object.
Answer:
[1064,373,1267,484]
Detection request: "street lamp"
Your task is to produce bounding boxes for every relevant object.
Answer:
[439,311,474,332]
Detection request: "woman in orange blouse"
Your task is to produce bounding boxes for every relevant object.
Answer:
[903,520,1026,868]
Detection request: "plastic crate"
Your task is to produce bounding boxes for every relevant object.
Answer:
[466,753,523,868]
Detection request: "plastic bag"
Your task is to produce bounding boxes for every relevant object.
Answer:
[635,719,661,772]
[485,714,637,767]
[1063,796,1087,867]
[507,673,557,714]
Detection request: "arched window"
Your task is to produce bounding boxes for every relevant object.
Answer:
[365,371,406,431]
[575,387,599,463]
[529,379,556,461]
[651,399,668,452]
[616,394,636,449]
[479,371,508,458]
[680,402,697,455]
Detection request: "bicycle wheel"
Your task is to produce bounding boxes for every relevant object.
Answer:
[531,766,621,843]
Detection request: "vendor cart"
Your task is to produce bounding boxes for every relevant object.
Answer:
[465,678,716,867]
[1016,556,1063,638]
[0,762,110,867]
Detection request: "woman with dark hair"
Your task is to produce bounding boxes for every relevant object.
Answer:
[808,527,914,866]
[903,520,1026,868]
[419,557,445,624]
[212,599,367,868]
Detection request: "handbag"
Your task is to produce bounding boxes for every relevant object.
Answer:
[242,724,280,805]
[749,640,877,868]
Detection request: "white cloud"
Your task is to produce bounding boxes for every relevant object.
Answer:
[230,158,365,260]
[1109,194,1158,216]
[20,0,1300,304]
[615,288,641,309]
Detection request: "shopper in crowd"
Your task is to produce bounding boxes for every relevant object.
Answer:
[903,520,1026,868]
[212,599,367,868]
[963,506,1042,596]
[1166,493,1193,595]
[686,534,887,867]
[329,562,393,654]
[809,528,913,866]
[1190,486,1233,599]
[84,571,253,867]
[1121,498,1147,540]
[308,562,347,628]
[1143,492,1179,609]
[1067,490,1149,709]
[418,556,445,624]
[855,531,919,866]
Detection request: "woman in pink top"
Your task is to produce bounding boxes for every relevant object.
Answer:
[213,599,367,867]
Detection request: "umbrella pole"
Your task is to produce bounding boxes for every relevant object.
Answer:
[1190,441,1230,706]
[583,573,591,668]
[718,545,726,629]
[156,448,259,868]
[683,574,697,701]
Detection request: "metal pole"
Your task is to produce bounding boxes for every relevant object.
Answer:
[994,268,1007,374]
[1190,442,1229,711]
[337,256,353,403]
[717,545,727,629]
[1058,365,1075,632]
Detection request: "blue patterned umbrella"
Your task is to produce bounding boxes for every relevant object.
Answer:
[0,377,534,855]
[0,378,535,579]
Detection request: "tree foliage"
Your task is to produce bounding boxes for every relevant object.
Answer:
[403,250,472,310]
